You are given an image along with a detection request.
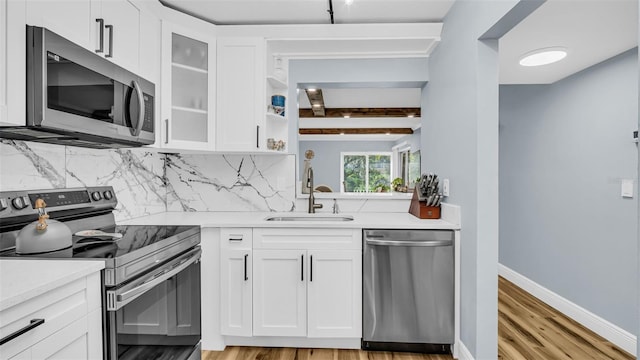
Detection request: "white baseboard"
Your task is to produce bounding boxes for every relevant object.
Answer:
[456,341,474,360]
[498,264,637,356]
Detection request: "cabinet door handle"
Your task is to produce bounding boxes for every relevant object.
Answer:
[256,125,260,149]
[244,254,248,281]
[229,235,243,241]
[95,19,104,53]
[310,255,313,282]
[105,24,113,58]
[0,319,45,346]
[165,119,169,144]
[301,254,304,281]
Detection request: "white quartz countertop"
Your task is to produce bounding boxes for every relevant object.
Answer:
[121,211,460,230]
[0,259,104,311]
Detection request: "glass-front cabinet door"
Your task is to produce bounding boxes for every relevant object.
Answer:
[160,23,215,150]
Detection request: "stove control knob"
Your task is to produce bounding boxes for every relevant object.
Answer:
[103,190,113,200]
[91,191,102,201]
[12,196,28,210]
[0,198,8,211]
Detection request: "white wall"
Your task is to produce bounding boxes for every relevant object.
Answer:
[500,49,638,334]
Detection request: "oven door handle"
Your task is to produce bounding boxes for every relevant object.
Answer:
[107,247,201,311]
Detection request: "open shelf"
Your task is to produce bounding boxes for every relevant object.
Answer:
[266,113,287,122]
[267,76,287,90]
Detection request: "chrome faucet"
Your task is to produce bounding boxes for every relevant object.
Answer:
[307,167,323,213]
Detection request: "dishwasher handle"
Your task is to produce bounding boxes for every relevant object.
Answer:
[365,238,452,247]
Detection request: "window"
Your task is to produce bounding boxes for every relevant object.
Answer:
[341,152,392,193]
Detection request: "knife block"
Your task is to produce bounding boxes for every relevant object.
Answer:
[408,188,441,219]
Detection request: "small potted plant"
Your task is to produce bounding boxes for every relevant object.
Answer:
[392,178,404,192]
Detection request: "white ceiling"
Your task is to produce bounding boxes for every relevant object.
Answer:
[160,0,455,25]
[499,0,638,84]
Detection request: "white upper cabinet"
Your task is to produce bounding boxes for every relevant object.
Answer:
[216,37,265,152]
[160,22,216,150]
[91,0,140,72]
[2,0,25,126]
[25,0,140,73]
[25,0,93,50]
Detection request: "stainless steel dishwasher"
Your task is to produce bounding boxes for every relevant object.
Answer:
[362,229,454,354]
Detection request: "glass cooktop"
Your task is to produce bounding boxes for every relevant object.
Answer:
[0,225,199,259]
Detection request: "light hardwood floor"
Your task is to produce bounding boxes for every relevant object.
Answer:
[203,277,634,360]
[498,276,634,360]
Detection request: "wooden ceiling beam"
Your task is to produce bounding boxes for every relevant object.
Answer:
[299,128,413,135]
[299,107,421,118]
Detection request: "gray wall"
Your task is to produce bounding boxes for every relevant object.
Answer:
[394,127,422,151]
[422,1,528,357]
[299,140,396,192]
[500,49,638,333]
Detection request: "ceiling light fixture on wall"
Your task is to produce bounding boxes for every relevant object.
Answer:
[519,47,568,67]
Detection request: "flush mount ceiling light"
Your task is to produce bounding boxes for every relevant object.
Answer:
[519,47,568,67]
[345,0,354,5]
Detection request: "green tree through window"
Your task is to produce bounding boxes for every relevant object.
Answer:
[341,152,392,193]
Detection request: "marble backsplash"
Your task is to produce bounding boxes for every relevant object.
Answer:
[0,140,297,220]
[1,140,408,220]
[0,140,166,221]
[165,154,295,212]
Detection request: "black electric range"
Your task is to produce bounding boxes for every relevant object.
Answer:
[0,187,200,286]
[0,187,202,360]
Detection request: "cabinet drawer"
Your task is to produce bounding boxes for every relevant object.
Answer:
[253,228,361,250]
[0,273,100,358]
[220,228,253,249]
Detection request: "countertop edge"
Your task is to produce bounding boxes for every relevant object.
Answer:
[121,211,461,230]
[0,260,105,312]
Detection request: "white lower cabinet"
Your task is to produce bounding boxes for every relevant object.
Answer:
[220,228,253,337]
[307,250,362,338]
[0,272,102,360]
[252,249,306,337]
[244,228,362,339]
[220,249,253,336]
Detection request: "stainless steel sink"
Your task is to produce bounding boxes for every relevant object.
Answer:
[265,215,355,222]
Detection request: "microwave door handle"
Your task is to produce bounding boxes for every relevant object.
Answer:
[108,248,201,311]
[130,80,145,136]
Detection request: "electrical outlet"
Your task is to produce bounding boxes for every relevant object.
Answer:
[443,179,450,196]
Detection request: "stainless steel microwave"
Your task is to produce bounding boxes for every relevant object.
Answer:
[0,26,155,148]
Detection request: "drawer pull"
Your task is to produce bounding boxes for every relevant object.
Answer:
[0,318,45,345]
[229,235,244,241]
